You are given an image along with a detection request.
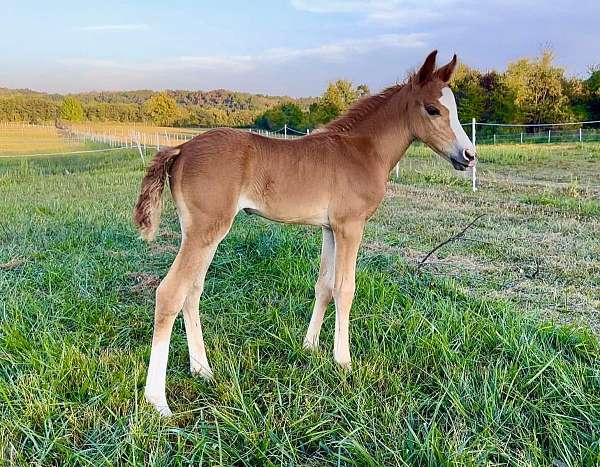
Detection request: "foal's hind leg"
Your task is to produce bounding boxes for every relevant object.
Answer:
[182,244,219,379]
[144,242,204,415]
[145,221,230,416]
[304,227,335,351]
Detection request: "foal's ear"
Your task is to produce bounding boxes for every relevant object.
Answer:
[435,54,458,83]
[416,50,438,85]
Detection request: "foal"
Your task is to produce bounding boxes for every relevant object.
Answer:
[134,50,477,415]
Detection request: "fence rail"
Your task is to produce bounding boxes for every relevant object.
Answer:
[4,119,600,148]
[463,118,600,146]
[60,124,306,152]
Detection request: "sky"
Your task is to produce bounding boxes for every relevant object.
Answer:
[2,0,599,96]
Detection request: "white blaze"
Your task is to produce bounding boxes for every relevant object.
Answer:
[438,87,474,152]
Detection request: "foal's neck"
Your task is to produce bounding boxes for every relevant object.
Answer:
[328,85,415,172]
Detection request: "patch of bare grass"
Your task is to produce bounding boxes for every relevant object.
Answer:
[128,272,160,294]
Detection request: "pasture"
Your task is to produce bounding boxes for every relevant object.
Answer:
[0,139,599,464]
[0,125,87,156]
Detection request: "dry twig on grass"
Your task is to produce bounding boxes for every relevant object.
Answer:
[417,214,486,271]
[0,258,26,270]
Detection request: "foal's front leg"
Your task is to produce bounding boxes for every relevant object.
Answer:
[332,221,364,369]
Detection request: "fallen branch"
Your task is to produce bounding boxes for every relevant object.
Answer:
[417,214,486,271]
[524,258,541,279]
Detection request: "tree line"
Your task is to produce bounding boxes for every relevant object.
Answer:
[1,51,598,128]
[451,50,599,125]
[255,81,370,130]
[0,88,313,127]
[255,50,600,131]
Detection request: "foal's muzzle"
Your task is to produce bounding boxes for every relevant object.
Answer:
[450,148,477,171]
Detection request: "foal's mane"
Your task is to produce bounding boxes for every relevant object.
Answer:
[323,79,411,133]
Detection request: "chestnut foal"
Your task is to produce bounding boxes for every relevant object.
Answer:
[134,50,477,415]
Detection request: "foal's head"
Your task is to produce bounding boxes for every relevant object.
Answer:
[407,50,477,171]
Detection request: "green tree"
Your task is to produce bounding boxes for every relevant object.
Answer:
[227,109,261,127]
[255,102,305,130]
[563,76,590,120]
[584,65,600,119]
[143,92,179,126]
[480,71,518,123]
[306,80,367,128]
[0,96,59,123]
[321,80,358,114]
[84,103,142,122]
[450,64,485,122]
[503,50,573,123]
[307,101,338,127]
[59,96,84,122]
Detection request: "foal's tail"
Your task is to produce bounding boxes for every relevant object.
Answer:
[133,146,182,241]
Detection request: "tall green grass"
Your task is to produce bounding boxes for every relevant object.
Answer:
[1,149,599,465]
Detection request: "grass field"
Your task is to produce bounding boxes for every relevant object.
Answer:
[0,126,87,156]
[1,140,599,464]
[0,123,207,158]
[389,143,600,333]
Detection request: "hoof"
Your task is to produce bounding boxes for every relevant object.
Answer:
[335,358,352,371]
[155,404,173,417]
[145,392,173,417]
[302,338,319,352]
[191,364,214,380]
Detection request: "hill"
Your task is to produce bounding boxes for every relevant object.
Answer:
[69,89,316,112]
[0,86,317,127]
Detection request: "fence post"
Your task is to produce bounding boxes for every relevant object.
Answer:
[520,132,523,144]
[493,134,496,145]
[579,127,583,143]
[471,118,477,192]
[284,124,287,139]
[548,129,551,143]
[135,136,145,165]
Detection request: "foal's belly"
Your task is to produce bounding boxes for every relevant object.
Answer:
[237,194,330,228]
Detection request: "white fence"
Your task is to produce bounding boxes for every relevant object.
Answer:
[0,122,306,164]
[4,118,600,150]
[460,118,600,191]
[465,118,600,145]
[62,123,306,152]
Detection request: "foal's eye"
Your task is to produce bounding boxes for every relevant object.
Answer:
[425,104,440,116]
